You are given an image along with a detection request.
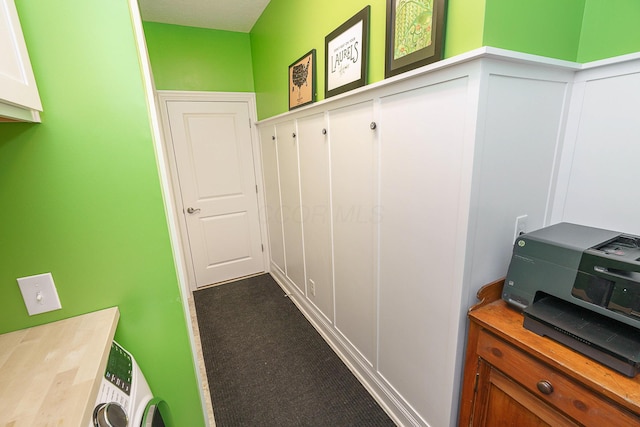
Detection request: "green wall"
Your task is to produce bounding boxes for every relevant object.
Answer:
[143,22,255,92]
[483,0,585,61]
[249,0,640,119]
[578,0,640,62]
[141,0,487,119]
[249,0,488,119]
[251,0,387,119]
[444,0,486,59]
[248,0,583,119]
[0,1,203,426]
[250,0,485,119]
[142,0,640,120]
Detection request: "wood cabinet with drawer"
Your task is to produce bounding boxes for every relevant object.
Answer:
[459,279,640,426]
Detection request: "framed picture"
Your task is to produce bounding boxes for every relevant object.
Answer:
[325,6,370,98]
[385,0,446,78]
[289,49,316,110]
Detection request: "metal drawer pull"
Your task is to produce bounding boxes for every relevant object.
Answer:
[536,380,554,395]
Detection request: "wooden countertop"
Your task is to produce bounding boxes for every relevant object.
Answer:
[469,291,640,416]
[0,307,119,427]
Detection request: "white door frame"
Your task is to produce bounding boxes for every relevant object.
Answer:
[128,3,214,425]
[156,90,270,291]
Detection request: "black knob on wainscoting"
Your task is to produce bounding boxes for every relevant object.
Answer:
[322,128,327,135]
[536,380,554,395]
[272,135,275,141]
[370,122,377,130]
[292,132,296,138]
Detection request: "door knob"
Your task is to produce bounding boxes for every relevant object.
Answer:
[186,207,200,214]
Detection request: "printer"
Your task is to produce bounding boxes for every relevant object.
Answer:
[503,222,640,377]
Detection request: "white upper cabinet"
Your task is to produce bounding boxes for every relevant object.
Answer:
[0,0,42,122]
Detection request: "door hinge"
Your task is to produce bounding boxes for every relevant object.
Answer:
[473,371,480,392]
[249,118,252,128]
[256,185,258,194]
[261,244,264,252]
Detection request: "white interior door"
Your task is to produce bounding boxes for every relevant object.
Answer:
[165,99,264,287]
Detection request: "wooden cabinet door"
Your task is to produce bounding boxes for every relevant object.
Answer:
[259,124,286,273]
[276,120,305,292]
[472,361,576,427]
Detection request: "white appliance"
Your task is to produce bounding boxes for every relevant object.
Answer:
[90,341,168,427]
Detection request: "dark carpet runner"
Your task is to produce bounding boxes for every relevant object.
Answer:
[193,273,396,426]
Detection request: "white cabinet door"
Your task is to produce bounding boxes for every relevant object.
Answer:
[0,0,41,121]
[297,112,333,321]
[259,124,286,273]
[329,101,377,365]
[276,120,305,292]
[377,78,470,426]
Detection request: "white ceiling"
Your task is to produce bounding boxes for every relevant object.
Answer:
[138,0,271,33]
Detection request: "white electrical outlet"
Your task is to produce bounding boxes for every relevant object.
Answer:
[17,272,62,316]
[514,215,528,242]
[308,279,316,297]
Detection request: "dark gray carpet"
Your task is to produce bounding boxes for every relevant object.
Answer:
[193,273,396,427]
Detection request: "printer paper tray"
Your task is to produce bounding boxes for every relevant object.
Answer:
[523,296,640,377]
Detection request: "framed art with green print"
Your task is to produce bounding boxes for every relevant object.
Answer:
[385,0,447,78]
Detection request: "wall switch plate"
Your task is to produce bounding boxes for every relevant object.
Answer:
[17,272,62,316]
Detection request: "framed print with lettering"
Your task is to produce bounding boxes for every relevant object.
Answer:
[385,0,446,78]
[289,49,316,110]
[325,6,370,98]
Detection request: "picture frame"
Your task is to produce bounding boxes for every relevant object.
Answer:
[325,6,370,98]
[289,49,316,110]
[385,0,446,78]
